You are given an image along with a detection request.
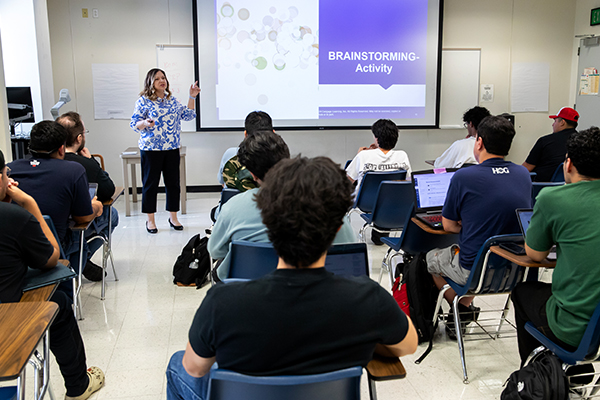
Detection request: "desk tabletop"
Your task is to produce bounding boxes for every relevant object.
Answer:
[366,354,406,381]
[411,217,454,235]
[0,302,58,380]
[490,245,556,268]
[104,186,125,206]
[121,146,187,158]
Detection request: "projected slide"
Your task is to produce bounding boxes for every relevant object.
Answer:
[196,0,441,129]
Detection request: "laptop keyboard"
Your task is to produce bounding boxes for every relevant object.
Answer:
[421,214,443,228]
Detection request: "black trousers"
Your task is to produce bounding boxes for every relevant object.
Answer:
[140,149,180,214]
[511,281,575,366]
[49,290,89,396]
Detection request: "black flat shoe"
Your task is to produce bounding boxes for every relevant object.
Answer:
[169,219,183,231]
[146,221,158,234]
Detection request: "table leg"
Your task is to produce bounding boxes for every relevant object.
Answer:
[180,154,187,215]
[131,161,138,203]
[122,158,130,217]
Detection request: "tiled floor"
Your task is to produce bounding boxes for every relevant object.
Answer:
[25,192,535,399]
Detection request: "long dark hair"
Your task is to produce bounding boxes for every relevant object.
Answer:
[139,68,171,101]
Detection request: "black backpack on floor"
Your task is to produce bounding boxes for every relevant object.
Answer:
[402,253,439,347]
[173,234,211,288]
[501,351,567,400]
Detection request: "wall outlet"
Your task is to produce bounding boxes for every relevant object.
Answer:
[92,9,99,18]
[82,8,88,18]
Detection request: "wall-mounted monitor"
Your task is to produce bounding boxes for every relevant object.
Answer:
[194,0,443,130]
[6,86,35,123]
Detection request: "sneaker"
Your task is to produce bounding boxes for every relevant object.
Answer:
[65,366,105,400]
[82,260,106,282]
[445,303,481,340]
[371,229,388,246]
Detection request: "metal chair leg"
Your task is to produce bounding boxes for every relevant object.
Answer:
[358,224,368,243]
[453,296,469,384]
[494,294,512,339]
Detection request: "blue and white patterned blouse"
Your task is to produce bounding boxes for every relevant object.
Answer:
[130,95,196,151]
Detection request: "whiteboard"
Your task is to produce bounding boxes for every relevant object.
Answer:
[156,45,196,132]
[439,49,481,128]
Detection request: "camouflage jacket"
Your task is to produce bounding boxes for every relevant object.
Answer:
[222,155,259,192]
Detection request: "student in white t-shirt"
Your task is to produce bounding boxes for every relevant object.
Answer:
[346,119,411,244]
[433,106,490,169]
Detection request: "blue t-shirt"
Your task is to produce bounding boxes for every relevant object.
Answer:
[442,158,532,269]
[8,157,93,243]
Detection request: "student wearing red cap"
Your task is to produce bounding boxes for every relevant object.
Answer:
[522,107,579,181]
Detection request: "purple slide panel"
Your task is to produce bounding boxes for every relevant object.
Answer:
[319,0,428,89]
[319,107,426,120]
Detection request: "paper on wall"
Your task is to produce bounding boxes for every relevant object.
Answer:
[92,64,139,120]
[510,62,550,113]
[580,74,599,96]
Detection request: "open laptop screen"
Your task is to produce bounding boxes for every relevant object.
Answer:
[412,170,456,212]
[515,209,533,238]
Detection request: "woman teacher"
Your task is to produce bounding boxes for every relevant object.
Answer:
[130,68,200,233]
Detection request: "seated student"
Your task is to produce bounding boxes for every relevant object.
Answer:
[426,116,531,339]
[8,121,103,284]
[0,149,104,400]
[512,127,600,366]
[434,106,491,168]
[57,111,119,281]
[166,156,418,400]
[346,119,411,245]
[217,110,273,190]
[522,107,579,182]
[208,131,356,279]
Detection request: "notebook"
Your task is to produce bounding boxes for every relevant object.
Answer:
[324,243,369,277]
[412,169,457,229]
[515,208,557,261]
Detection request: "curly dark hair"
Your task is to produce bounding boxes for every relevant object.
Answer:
[567,126,600,179]
[256,156,353,268]
[29,121,68,157]
[371,119,398,150]
[244,111,273,135]
[463,106,491,130]
[237,130,290,180]
[476,116,515,156]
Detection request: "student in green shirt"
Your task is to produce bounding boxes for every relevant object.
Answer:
[512,126,600,366]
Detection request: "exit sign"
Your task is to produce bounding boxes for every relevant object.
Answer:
[592,7,600,26]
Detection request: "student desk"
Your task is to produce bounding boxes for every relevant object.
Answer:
[120,147,187,216]
[0,302,59,400]
[490,245,557,269]
[411,217,455,235]
[366,354,406,400]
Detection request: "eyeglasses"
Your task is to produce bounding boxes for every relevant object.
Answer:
[463,122,469,129]
[4,166,10,178]
[80,130,89,135]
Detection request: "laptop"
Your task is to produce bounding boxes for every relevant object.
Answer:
[88,183,98,200]
[324,243,369,277]
[412,169,457,229]
[515,208,557,260]
[23,262,77,292]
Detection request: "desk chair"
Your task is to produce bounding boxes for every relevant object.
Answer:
[431,234,526,384]
[551,162,565,183]
[207,366,362,400]
[380,209,458,286]
[85,187,124,300]
[358,181,413,284]
[350,171,407,216]
[228,241,279,280]
[91,154,105,171]
[524,301,600,397]
[529,172,537,181]
[532,182,563,207]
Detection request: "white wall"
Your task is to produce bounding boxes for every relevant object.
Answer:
[45,0,578,188]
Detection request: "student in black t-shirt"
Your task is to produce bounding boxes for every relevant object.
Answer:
[165,156,418,400]
[57,112,119,281]
[0,149,104,400]
[522,107,579,182]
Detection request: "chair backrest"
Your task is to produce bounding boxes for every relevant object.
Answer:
[91,154,105,170]
[551,162,565,182]
[529,172,537,181]
[353,170,407,213]
[531,182,563,207]
[220,188,241,207]
[228,241,279,279]
[368,181,413,230]
[207,366,362,400]
[460,234,526,295]
[43,215,66,259]
[398,208,458,256]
